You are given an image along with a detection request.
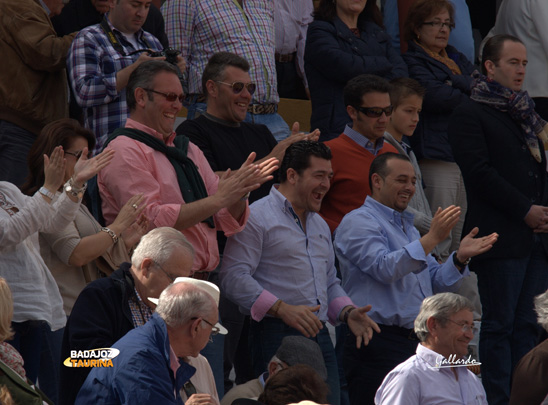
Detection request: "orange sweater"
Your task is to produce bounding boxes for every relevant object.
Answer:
[320,134,398,234]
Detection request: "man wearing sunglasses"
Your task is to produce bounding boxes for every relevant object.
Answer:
[76,277,226,404]
[161,0,290,142]
[334,152,497,404]
[319,74,399,235]
[375,293,487,404]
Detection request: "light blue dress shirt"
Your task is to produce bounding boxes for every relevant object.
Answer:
[220,186,352,324]
[334,197,468,329]
[375,344,488,404]
[343,124,385,155]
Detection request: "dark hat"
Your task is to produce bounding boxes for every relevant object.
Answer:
[274,336,327,381]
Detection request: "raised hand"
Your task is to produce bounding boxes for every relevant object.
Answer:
[455,227,498,262]
[43,146,67,192]
[72,148,115,186]
[420,205,461,255]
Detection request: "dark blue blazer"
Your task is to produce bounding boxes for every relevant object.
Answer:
[305,17,407,141]
[403,41,475,161]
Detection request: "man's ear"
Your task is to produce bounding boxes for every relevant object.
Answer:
[371,173,383,191]
[140,257,153,278]
[286,167,298,185]
[426,316,440,338]
[347,105,358,122]
[484,60,496,77]
[190,318,201,338]
[205,80,218,99]
[135,87,148,108]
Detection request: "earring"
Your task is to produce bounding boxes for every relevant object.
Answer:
[417,34,420,40]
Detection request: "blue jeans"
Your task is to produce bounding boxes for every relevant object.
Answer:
[8,320,46,383]
[0,120,36,186]
[186,102,290,142]
[38,325,63,404]
[249,318,340,405]
[473,237,548,405]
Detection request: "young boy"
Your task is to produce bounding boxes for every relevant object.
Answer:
[384,77,433,236]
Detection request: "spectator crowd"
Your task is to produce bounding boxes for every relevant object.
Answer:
[1,0,548,404]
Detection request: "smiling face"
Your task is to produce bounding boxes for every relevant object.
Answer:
[206,66,252,123]
[108,0,151,34]
[415,8,451,54]
[388,95,423,141]
[138,71,183,140]
[288,156,333,218]
[347,92,391,143]
[431,309,474,359]
[485,40,527,92]
[371,158,416,212]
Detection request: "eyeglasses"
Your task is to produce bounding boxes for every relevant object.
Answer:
[355,105,393,118]
[143,88,185,103]
[192,317,220,342]
[443,318,478,335]
[65,150,91,159]
[215,81,257,95]
[422,21,455,30]
[153,261,175,282]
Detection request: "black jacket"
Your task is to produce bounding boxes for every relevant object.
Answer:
[449,98,548,260]
[59,263,135,405]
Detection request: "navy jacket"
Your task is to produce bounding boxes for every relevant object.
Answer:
[305,17,407,141]
[403,41,475,161]
[449,99,548,260]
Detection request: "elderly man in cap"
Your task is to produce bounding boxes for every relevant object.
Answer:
[76,277,227,404]
[375,292,487,404]
[221,336,327,405]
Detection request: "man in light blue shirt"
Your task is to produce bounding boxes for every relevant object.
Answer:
[334,152,497,405]
[375,292,487,404]
[220,141,380,405]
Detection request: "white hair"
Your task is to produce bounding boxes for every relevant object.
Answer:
[155,283,215,328]
[414,293,474,342]
[535,289,548,332]
[131,227,194,268]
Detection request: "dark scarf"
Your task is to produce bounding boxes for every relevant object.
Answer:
[470,70,548,163]
[103,128,214,228]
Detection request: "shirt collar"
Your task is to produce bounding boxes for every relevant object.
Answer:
[126,118,176,145]
[365,195,414,223]
[269,185,311,221]
[343,124,385,154]
[38,0,50,15]
[169,345,180,377]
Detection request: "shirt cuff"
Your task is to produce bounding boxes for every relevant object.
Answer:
[215,203,250,237]
[328,296,355,325]
[250,290,278,322]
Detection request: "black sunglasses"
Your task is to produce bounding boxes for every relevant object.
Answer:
[143,88,185,103]
[215,81,257,95]
[356,105,393,118]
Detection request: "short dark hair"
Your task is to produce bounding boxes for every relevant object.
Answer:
[258,364,329,405]
[279,141,332,183]
[368,152,411,190]
[202,52,250,99]
[315,0,383,28]
[403,0,455,43]
[344,74,391,109]
[389,77,425,108]
[481,34,524,75]
[126,60,178,111]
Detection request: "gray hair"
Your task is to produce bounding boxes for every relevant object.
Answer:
[131,227,194,268]
[126,60,178,111]
[535,289,548,332]
[155,283,216,328]
[414,293,474,341]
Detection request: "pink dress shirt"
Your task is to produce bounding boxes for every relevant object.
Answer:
[98,118,248,272]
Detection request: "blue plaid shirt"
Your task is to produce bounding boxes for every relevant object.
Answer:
[162,0,278,104]
[67,17,162,154]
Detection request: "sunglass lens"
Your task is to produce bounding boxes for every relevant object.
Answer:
[232,82,245,94]
[247,83,257,95]
[365,108,383,118]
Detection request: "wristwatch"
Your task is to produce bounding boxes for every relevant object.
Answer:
[64,177,87,199]
[39,187,56,200]
[453,253,471,270]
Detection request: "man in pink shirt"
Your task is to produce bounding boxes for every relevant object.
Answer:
[98,60,277,277]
